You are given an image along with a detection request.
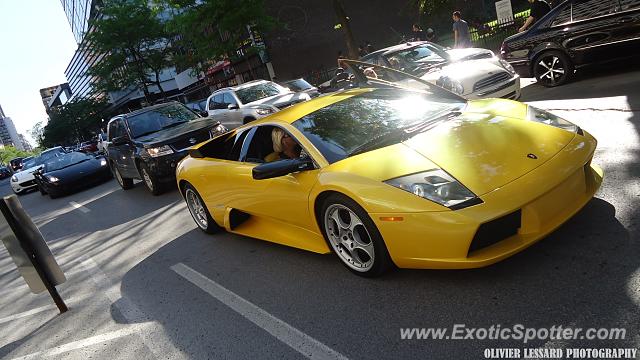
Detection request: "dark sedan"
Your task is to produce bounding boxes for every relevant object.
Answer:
[0,166,12,179]
[501,0,640,86]
[34,151,112,199]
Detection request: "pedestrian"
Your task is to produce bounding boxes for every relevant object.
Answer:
[411,23,426,41]
[425,28,437,43]
[452,11,472,48]
[519,0,551,32]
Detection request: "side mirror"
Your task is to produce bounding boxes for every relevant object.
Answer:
[228,104,239,110]
[199,110,209,117]
[252,157,314,180]
[111,135,129,146]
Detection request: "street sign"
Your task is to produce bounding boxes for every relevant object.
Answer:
[0,195,67,312]
[495,0,514,23]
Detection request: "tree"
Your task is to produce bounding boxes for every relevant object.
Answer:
[162,0,274,76]
[42,98,109,147]
[28,121,45,148]
[333,0,358,59]
[87,0,172,103]
[0,146,35,165]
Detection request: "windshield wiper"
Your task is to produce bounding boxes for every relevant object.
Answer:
[348,111,461,157]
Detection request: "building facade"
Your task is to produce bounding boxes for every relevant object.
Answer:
[40,83,72,114]
[0,115,23,151]
[60,0,96,44]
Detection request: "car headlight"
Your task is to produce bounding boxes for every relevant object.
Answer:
[436,76,464,95]
[146,145,174,157]
[499,59,516,75]
[210,124,227,137]
[47,176,59,182]
[527,106,577,133]
[11,175,18,182]
[100,159,108,166]
[384,169,481,209]
[255,107,275,116]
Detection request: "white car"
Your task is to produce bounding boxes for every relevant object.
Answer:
[10,147,66,195]
[361,41,520,100]
[206,80,311,128]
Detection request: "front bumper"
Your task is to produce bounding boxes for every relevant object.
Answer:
[468,76,521,100]
[11,179,38,193]
[143,150,190,183]
[372,133,602,269]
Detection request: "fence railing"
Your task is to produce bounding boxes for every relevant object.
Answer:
[469,11,530,52]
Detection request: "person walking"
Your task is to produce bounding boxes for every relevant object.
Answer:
[519,0,551,32]
[452,11,472,48]
[411,24,427,41]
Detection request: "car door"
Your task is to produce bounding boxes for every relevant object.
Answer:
[223,92,244,128]
[108,118,137,178]
[565,0,621,64]
[612,0,640,54]
[224,124,320,231]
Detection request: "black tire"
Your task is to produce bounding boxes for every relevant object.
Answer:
[319,193,393,277]
[139,162,163,195]
[533,50,573,87]
[39,186,47,195]
[243,116,256,125]
[49,190,61,199]
[112,162,133,190]
[182,183,221,234]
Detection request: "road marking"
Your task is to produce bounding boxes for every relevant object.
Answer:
[0,303,59,325]
[171,263,349,360]
[69,201,90,213]
[9,323,151,360]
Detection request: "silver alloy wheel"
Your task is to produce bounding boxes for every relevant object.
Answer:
[537,56,565,84]
[185,188,208,229]
[324,204,375,272]
[142,168,154,191]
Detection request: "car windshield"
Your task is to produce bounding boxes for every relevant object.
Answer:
[44,152,92,172]
[283,79,313,92]
[384,44,448,72]
[23,157,44,170]
[292,89,465,163]
[127,103,199,138]
[235,82,284,104]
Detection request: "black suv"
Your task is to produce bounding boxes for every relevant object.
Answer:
[501,0,640,86]
[106,101,226,195]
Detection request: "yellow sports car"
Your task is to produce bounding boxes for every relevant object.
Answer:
[176,67,602,277]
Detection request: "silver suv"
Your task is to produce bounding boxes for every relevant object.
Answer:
[206,80,310,128]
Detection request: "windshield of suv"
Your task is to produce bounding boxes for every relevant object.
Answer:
[235,82,285,104]
[292,88,465,163]
[384,44,448,73]
[127,103,199,138]
[283,79,313,92]
[43,152,93,172]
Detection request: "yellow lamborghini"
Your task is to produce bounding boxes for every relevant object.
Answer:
[176,64,603,277]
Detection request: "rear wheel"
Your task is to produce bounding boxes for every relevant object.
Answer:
[112,162,133,190]
[39,185,47,195]
[183,183,220,234]
[533,50,573,87]
[320,194,393,277]
[139,163,162,195]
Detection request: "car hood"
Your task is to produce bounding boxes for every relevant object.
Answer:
[419,57,507,84]
[14,166,42,181]
[246,92,310,107]
[328,100,578,197]
[45,157,107,179]
[446,48,495,61]
[134,117,221,146]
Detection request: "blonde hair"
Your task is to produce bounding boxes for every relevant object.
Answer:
[271,128,284,153]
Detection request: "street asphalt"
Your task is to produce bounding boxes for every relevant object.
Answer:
[1,64,639,360]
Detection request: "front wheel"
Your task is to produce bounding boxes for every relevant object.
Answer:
[183,183,220,234]
[139,163,163,195]
[112,163,134,190]
[320,194,393,277]
[533,50,573,87]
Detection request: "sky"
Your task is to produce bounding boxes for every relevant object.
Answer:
[0,0,77,145]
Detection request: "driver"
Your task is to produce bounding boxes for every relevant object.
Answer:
[265,128,302,162]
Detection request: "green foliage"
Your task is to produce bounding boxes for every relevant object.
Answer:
[28,121,45,148]
[0,146,36,165]
[161,0,274,75]
[42,98,109,148]
[86,0,171,100]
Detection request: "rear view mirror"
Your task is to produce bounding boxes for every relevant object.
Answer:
[111,135,129,146]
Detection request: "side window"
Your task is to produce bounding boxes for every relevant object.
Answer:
[619,0,640,10]
[550,4,572,26]
[244,126,277,163]
[214,94,225,109]
[208,96,215,110]
[107,120,123,141]
[226,129,251,161]
[224,93,238,107]
[572,0,617,21]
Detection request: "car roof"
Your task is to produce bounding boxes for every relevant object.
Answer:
[210,79,271,96]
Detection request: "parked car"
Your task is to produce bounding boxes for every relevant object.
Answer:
[106,101,226,195]
[176,62,602,277]
[9,157,24,172]
[185,98,209,117]
[280,78,321,98]
[10,147,66,194]
[0,166,12,179]
[205,80,311,128]
[360,41,521,99]
[80,140,98,152]
[34,151,112,198]
[501,0,640,87]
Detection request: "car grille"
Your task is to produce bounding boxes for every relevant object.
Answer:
[473,72,512,92]
[171,130,212,152]
[468,209,521,255]
[19,180,37,187]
